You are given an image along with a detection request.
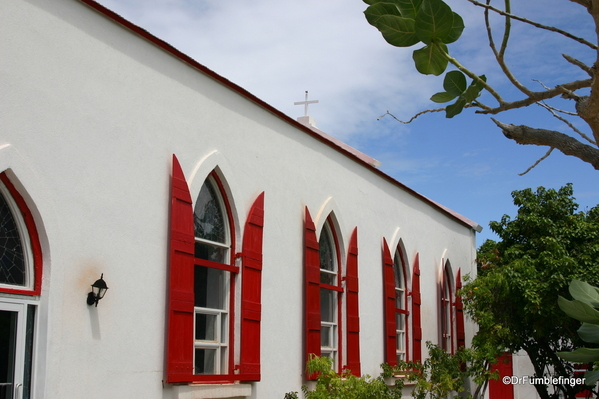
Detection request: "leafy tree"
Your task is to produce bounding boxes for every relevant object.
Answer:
[363,0,599,172]
[461,184,599,399]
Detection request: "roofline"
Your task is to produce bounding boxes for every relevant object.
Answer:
[78,0,481,232]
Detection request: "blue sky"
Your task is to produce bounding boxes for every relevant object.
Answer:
[94,0,599,246]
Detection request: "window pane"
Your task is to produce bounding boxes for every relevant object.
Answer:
[395,289,405,309]
[194,266,227,310]
[0,310,16,399]
[194,241,227,263]
[321,326,331,347]
[320,271,336,286]
[0,191,25,286]
[194,179,226,244]
[320,289,335,322]
[393,256,404,289]
[194,348,216,375]
[396,313,405,331]
[195,313,217,341]
[319,225,335,273]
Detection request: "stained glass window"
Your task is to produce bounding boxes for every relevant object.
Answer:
[319,224,336,285]
[0,189,26,286]
[194,179,226,244]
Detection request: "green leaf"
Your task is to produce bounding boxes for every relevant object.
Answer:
[557,347,599,363]
[444,12,464,44]
[365,4,419,47]
[413,43,448,75]
[395,0,423,19]
[445,97,466,118]
[569,279,599,307]
[377,16,420,47]
[558,296,599,324]
[364,3,401,26]
[415,0,455,45]
[443,71,467,97]
[430,91,456,103]
[462,75,487,103]
[578,323,599,344]
[585,370,599,386]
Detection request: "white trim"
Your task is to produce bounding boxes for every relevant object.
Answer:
[172,383,251,399]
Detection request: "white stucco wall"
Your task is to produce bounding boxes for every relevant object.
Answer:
[0,0,478,398]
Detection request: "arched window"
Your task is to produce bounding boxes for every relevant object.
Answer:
[0,172,42,398]
[193,174,232,375]
[0,173,41,295]
[166,156,264,384]
[441,262,454,353]
[319,219,341,366]
[393,249,409,363]
[304,208,360,378]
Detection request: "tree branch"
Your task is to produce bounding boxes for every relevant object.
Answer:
[537,102,597,145]
[562,54,593,77]
[518,148,554,176]
[491,118,599,169]
[484,0,533,97]
[575,0,599,144]
[466,0,598,50]
[476,79,592,114]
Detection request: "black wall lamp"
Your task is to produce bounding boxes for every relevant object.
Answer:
[87,273,108,307]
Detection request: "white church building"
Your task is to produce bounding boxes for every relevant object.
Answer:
[0,0,481,398]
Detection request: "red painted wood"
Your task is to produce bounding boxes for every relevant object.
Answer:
[382,239,397,366]
[489,353,514,399]
[412,254,422,362]
[238,192,265,381]
[304,207,321,379]
[166,155,195,383]
[345,228,361,376]
[455,269,466,349]
[0,173,43,296]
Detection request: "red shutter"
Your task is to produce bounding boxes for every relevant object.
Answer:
[304,207,321,379]
[489,353,514,399]
[238,192,265,381]
[411,254,422,362]
[345,228,361,376]
[166,155,195,383]
[455,269,465,349]
[382,239,397,366]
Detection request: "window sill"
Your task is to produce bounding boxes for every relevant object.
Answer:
[385,373,420,386]
[172,383,252,399]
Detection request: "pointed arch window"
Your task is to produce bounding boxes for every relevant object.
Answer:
[304,209,361,377]
[166,156,264,384]
[193,175,232,376]
[319,219,341,366]
[393,249,409,363]
[441,262,454,353]
[0,173,42,295]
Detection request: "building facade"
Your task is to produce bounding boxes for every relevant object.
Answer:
[0,0,480,398]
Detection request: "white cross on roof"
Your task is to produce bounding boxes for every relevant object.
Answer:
[294,91,319,117]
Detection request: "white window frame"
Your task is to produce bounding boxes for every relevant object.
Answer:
[319,221,338,367]
[394,252,407,363]
[193,175,232,375]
